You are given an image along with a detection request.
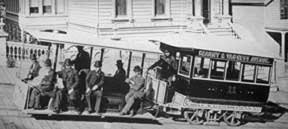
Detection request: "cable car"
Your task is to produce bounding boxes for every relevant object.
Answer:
[13,29,162,120]
[144,33,276,126]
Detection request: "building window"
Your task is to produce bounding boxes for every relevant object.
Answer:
[115,0,127,17]
[30,0,39,14]
[241,64,256,83]
[155,0,166,16]
[193,57,210,78]
[210,60,226,80]
[256,66,270,84]
[43,0,52,14]
[281,0,288,19]
[178,55,193,77]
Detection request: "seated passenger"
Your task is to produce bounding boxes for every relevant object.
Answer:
[120,66,145,116]
[53,59,81,113]
[28,58,56,109]
[85,60,104,113]
[22,54,41,82]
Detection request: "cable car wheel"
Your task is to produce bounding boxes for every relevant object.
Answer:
[223,111,242,126]
[184,109,205,125]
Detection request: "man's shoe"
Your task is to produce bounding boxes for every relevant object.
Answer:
[88,109,94,114]
[129,110,136,117]
[119,112,127,116]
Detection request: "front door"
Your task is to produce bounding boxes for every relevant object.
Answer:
[202,0,211,24]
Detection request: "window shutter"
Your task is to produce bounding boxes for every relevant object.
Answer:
[30,0,39,7]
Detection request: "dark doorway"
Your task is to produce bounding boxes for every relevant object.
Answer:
[202,0,211,24]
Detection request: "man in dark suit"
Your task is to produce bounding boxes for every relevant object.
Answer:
[85,60,105,113]
[113,60,126,84]
[72,46,90,72]
[54,59,80,113]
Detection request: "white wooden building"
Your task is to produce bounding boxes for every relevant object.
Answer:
[2,0,281,64]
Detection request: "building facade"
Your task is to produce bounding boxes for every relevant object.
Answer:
[4,0,239,40]
[264,0,288,62]
[3,0,68,42]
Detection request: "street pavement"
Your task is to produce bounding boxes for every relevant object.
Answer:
[0,56,288,129]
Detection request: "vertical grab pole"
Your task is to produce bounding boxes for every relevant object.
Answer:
[127,51,132,78]
[100,48,104,63]
[89,47,94,68]
[53,44,59,72]
[141,53,146,74]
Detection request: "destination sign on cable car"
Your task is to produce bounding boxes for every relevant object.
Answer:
[196,50,273,65]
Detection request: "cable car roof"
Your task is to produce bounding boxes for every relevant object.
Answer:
[26,29,162,54]
[27,29,275,58]
[149,32,275,58]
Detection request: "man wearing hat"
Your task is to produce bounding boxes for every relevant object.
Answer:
[72,46,90,72]
[120,65,145,116]
[28,58,56,109]
[113,60,126,84]
[54,58,80,113]
[85,60,105,113]
[22,54,41,82]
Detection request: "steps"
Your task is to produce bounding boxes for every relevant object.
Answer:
[206,25,239,38]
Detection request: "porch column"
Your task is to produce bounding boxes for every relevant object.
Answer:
[0,19,8,62]
[281,32,286,60]
[195,0,202,17]
[223,0,229,16]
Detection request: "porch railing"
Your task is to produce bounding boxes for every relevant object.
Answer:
[6,41,49,61]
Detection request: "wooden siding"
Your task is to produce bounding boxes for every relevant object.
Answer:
[264,0,288,29]
[68,0,198,29]
[69,0,98,27]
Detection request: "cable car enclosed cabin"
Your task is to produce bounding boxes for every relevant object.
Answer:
[153,34,275,112]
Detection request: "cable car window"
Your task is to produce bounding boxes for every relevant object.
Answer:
[256,66,270,84]
[226,61,241,81]
[193,57,210,78]
[178,55,192,77]
[210,60,226,80]
[241,64,256,82]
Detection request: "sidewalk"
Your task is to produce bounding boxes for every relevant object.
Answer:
[0,56,29,86]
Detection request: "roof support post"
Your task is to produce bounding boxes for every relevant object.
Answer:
[89,47,93,68]
[100,48,104,63]
[141,53,146,74]
[53,44,59,72]
[127,51,133,78]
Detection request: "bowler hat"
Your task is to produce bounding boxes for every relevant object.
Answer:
[133,65,142,72]
[94,60,102,67]
[116,60,123,65]
[30,54,37,60]
[64,58,73,66]
[44,58,52,67]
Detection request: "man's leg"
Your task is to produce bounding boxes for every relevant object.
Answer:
[121,95,136,114]
[94,90,102,113]
[85,92,93,112]
[125,90,135,102]
[53,90,62,112]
